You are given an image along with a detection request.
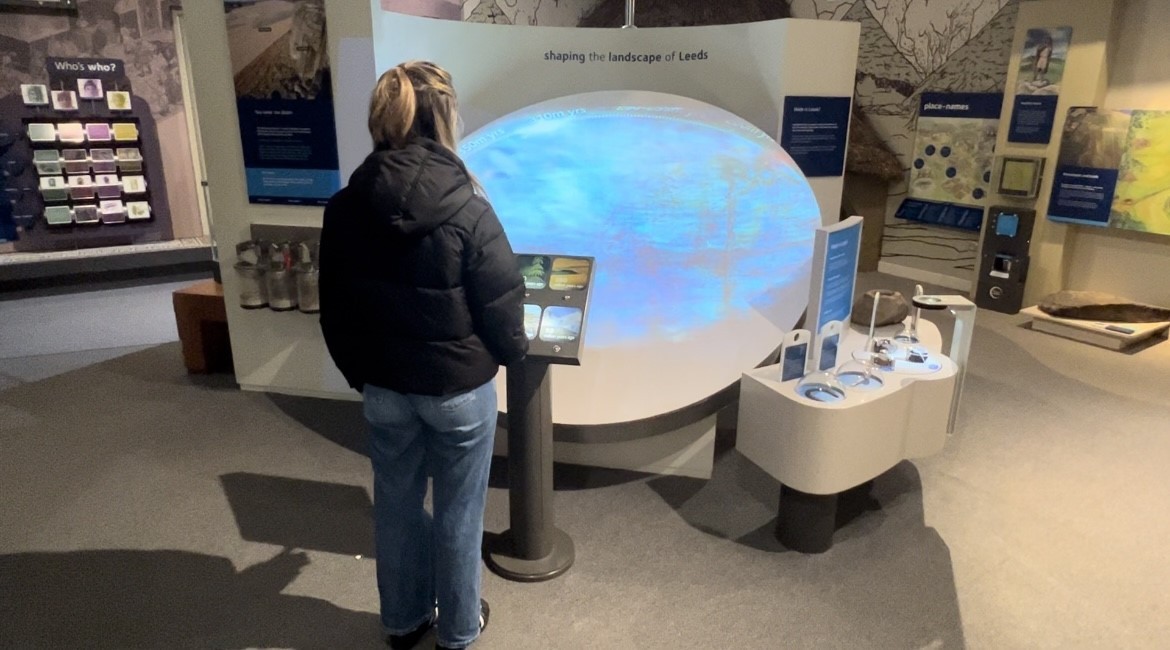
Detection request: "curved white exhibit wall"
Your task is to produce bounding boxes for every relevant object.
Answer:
[346,9,861,426]
[199,4,859,430]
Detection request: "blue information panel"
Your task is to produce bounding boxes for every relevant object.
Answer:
[820,223,860,325]
[895,198,985,232]
[225,0,341,206]
[1008,95,1059,144]
[1047,165,1118,227]
[906,93,1001,229]
[236,97,342,205]
[781,96,852,178]
[919,92,1004,120]
[807,216,863,340]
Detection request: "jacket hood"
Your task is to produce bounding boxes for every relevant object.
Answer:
[349,138,476,237]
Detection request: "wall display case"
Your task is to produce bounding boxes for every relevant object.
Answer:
[0,57,172,251]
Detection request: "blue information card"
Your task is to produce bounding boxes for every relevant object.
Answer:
[781,96,852,178]
[807,216,863,339]
[1009,95,1059,144]
[1047,165,1118,227]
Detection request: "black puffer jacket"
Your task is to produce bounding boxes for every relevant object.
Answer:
[319,138,527,395]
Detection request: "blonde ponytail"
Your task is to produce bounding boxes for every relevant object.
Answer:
[368,61,460,152]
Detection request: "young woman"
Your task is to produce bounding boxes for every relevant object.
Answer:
[319,61,527,649]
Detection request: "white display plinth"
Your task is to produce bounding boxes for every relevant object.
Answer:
[1021,306,1170,351]
[737,320,956,495]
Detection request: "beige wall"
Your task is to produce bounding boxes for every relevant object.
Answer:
[991,0,1116,306]
[184,1,370,395]
[1061,0,1170,306]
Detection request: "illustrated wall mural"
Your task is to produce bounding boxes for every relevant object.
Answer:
[380,0,601,25]
[377,0,1022,281]
[788,0,1021,281]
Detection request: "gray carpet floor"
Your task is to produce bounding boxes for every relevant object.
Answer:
[2,273,1169,649]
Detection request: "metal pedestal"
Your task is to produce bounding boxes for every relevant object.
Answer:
[776,480,876,554]
[485,361,574,582]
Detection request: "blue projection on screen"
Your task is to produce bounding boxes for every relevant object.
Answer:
[460,91,821,349]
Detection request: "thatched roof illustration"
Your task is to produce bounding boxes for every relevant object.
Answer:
[846,111,902,182]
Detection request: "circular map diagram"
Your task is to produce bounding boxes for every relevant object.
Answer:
[460,90,821,425]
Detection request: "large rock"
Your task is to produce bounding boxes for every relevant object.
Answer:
[1039,291,1170,323]
[851,289,911,327]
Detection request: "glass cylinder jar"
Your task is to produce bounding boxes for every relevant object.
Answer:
[234,262,267,309]
[266,267,298,311]
[296,267,320,313]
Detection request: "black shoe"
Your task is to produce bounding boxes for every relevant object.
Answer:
[386,611,436,650]
[435,599,489,650]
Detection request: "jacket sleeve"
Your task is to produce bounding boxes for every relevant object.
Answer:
[318,188,367,391]
[464,201,529,366]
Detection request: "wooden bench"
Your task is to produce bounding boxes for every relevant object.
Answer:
[172,279,233,374]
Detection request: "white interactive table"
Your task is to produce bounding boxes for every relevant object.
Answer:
[737,317,958,553]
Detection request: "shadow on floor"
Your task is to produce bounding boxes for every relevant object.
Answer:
[270,390,653,493]
[647,446,928,552]
[0,548,380,649]
[269,393,368,456]
[220,473,375,558]
[647,453,967,647]
[486,455,652,493]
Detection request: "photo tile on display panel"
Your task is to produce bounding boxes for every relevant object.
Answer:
[99,200,126,224]
[122,175,146,194]
[77,79,103,100]
[44,206,73,225]
[33,150,63,175]
[549,257,590,291]
[39,176,69,202]
[95,175,122,199]
[126,201,151,221]
[21,84,49,106]
[90,149,117,173]
[73,204,100,224]
[86,123,112,142]
[107,91,132,111]
[524,304,542,339]
[111,123,138,142]
[538,306,583,343]
[28,123,57,142]
[62,149,90,174]
[68,175,95,200]
[115,148,142,172]
[519,255,550,289]
[51,90,78,112]
[57,123,85,144]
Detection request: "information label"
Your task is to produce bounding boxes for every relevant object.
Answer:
[908,93,1002,219]
[806,216,863,341]
[1009,27,1072,144]
[781,96,851,178]
[1008,95,1058,144]
[225,0,340,205]
[1047,165,1118,227]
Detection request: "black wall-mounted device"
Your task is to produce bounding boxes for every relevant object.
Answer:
[975,207,1036,314]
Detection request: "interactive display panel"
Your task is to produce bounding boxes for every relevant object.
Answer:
[997,156,1045,198]
[519,254,595,365]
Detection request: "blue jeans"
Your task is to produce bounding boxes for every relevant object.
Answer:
[363,380,497,649]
